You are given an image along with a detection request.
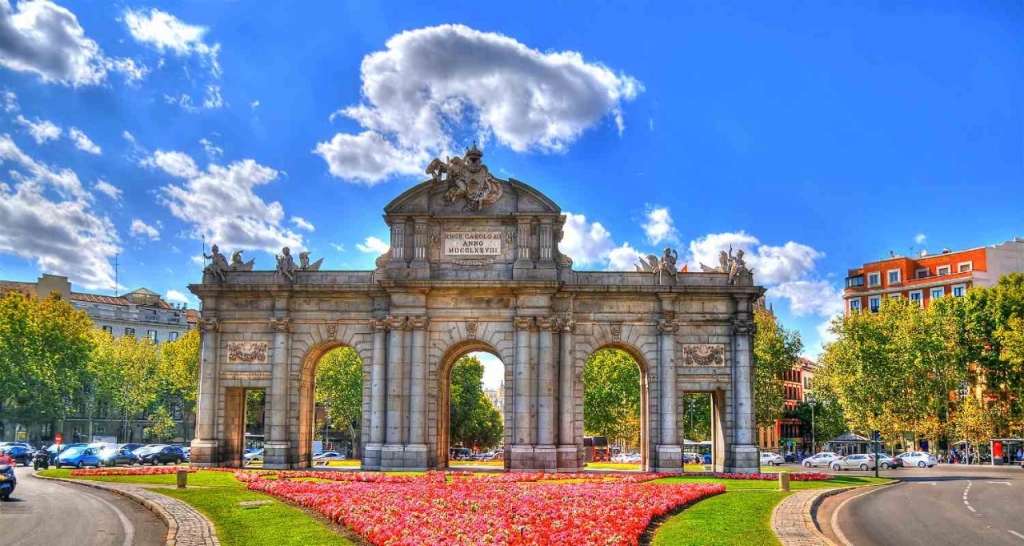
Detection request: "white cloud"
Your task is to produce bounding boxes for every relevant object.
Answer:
[767,280,844,317]
[155,150,303,253]
[123,131,136,144]
[558,211,648,271]
[68,127,100,154]
[129,218,160,241]
[202,85,223,109]
[144,150,200,178]
[0,0,144,86]
[92,180,121,200]
[315,24,642,183]
[330,243,345,252]
[2,90,17,112]
[123,7,220,77]
[642,205,679,245]
[163,93,198,112]
[199,138,222,159]
[356,236,389,254]
[290,216,314,231]
[915,233,926,245]
[0,133,119,289]
[686,232,822,285]
[15,115,61,143]
[165,289,190,304]
[250,100,259,110]
[607,242,644,271]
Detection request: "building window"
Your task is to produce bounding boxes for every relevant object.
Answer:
[887,269,901,285]
[937,265,951,276]
[169,331,179,341]
[867,272,881,287]
[869,296,881,313]
[909,291,923,307]
[125,327,136,337]
[849,299,861,313]
[102,325,113,334]
[915,268,929,279]
[958,261,973,273]
[930,287,944,300]
[952,284,967,297]
[147,330,158,342]
[846,275,864,288]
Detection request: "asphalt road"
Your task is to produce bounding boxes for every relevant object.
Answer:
[821,465,1024,546]
[0,465,167,546]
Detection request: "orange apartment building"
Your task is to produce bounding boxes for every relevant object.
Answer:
[843,238,1024,314]
[758,357,816,454]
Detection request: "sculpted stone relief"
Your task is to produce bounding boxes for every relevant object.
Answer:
[227,341,269,364]
[681,344,727,367]
[425,144,503,212]
[699,245,752,285]
[203,244,253,282]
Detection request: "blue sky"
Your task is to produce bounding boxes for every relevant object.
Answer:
[1,1,1021,384]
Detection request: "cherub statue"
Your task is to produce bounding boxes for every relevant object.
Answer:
[299,251,310,270]
[276,247,296,281]
[230,250,245,269]
[203,244,229,282]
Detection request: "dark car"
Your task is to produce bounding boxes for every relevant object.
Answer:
[137,445,187,465]
[784,452,797,463]
[98,445,139,467]
[1,445,31,466]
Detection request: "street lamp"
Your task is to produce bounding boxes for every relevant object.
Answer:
[806,393,816,455]
[688,398,696,436]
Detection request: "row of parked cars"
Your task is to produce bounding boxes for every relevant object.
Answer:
[799,451,938,470]
[36,442,190,469]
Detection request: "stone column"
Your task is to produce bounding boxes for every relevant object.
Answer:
[407,316,429,467]
[535,317,556,470]
[655,318,682,472]
[383,316,406,468]
[511,316,534,469]
[537,218,554,267]
[264,307,291,469]
[365,318,387,469]
[190,315,219,466]
[556,317,577,471]
[410,219,428,271]
[729,311,759,473]
[514,218,533,271]
[389,220,406,266]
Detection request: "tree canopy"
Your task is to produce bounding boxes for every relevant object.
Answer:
[753,308,803,428]
[315,346,364,455]
[583,349,641,449]
[449,355,503,449]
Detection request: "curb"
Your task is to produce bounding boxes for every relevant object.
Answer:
[32,471,217,546]
[772,480,899,546]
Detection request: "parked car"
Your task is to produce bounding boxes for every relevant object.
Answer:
[896,451,937,468]
[98,445,139,467]
[760,452,785,466]
[312,451,344,464]
[137,445,187,465]
[803,452,841,468]
[55,446,103,469]
[0,445,31,466]
[449,448,471,461]
[876,454,903,470]
[831,454,876,471]
[784,452,798,463]
[243,448,264,464]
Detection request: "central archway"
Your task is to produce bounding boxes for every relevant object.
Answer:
[435,340,510,470]
[582,344,651,471]
[297,342,368,468]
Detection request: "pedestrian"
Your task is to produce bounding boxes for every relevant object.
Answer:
[1016,447,1022,464]
[0,449,12,466]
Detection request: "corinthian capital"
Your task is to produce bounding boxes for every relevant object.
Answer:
[658,318,678,335]
[410,316,430,330]
[369,318,387,332]
[513,316,535,331]
[385,315,407,331]
[270,317,291,333]
[536,316,555,331]
[199,318,218,332]
[732,318,755,336]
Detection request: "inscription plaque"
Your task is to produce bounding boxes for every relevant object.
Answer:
[443,232,502,256]
[227,341,268,363]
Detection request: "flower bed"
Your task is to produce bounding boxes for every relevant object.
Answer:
[70,467,198,477]
[244,472,723,545]
[684,471,832,481]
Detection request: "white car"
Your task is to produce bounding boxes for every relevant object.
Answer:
[831,454,876,471]
[760,452,785,466]
[802,452,840,468]
[896,451,937,468]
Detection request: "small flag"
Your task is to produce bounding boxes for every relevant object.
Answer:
[680,264,688,273]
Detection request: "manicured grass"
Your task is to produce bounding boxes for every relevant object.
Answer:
[41,469,355,546]
[584,462,708,471]
[652,474,893,490]
[652,490,787,546]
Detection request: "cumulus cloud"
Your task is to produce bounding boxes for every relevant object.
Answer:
[129,218,160,240]
[68,127,100,154]
[559,211,645,271]
[92,180,121,200]
[123,7,220,77]
[914,233,926,245]
[355,236,389,254]
[290,216,314,231]
[0,0,145,86]
[767,280,844,317]
[0,133,119,289]
[15,115,61,143]
[642,205,679,245]
[686,232,822,285]
[315,25,642,183]
[164,289,190,304]
[154,150,303,253]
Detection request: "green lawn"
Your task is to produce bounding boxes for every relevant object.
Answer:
[38,469,355,546]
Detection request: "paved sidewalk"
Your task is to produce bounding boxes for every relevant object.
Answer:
[34,474,220,546]
[771,489,840,546]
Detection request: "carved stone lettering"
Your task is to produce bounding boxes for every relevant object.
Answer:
[227,341,269,364]
[219,371,272,381]
[443,232,502,256]
[681,344,726,367]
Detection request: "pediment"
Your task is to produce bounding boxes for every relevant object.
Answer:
[383,177,560,217]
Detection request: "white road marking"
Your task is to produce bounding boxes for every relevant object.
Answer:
[987,481,1012,485]
[75,488,135,546]
[1008,530,1024,540]
[832,483,899,546]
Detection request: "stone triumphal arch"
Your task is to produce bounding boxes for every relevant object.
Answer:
[190,145,763,473]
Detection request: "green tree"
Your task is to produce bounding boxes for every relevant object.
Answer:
[144,405,177,442]
[157,329,201,439]
[315,347,364,457]
[786,389,847,451]
[966,273,1024,436]
[950,393,995,450]
[89,330,161,441]
[583,349,642,449]
[449,356,503,450]
[753,308,803,428]
[680,393,712,442]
